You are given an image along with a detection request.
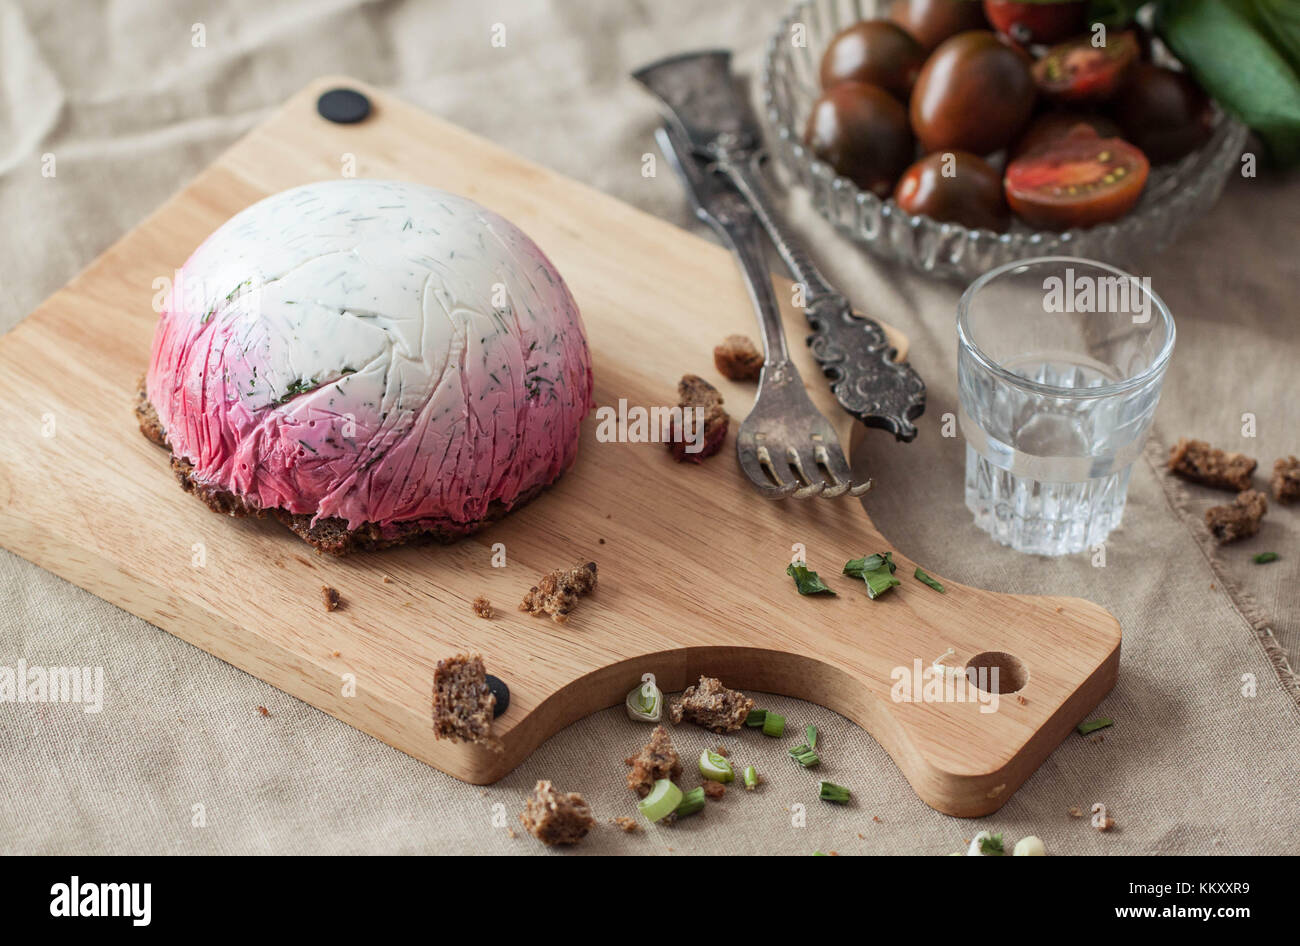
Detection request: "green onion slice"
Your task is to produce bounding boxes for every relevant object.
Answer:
[787,563,836,596]
[743,766,759,790]
[1254,552,1279,564]
[624,673,662,722]
[637,779,683,822]
[788,745,820,768]
[762,712,786,738]
[674,786,706,818]
[1076,717,1113,736]
[913,567,945,593]
[806,724,817,750]
[699,748,734,783]
[745,709,768,727]
[818,781,851,804]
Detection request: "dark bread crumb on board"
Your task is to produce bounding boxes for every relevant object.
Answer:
[321,585,341,611]
[520,562,597,623]
[702,780,725,799]
[610,816,641,833]
[1271,456,1300,503]
[471,595,494,619]
[256,705,269,717]
[432,653,502,751]
[519,780,595,846]
[1168,438,1256,491]
[624,724,682,798]
[668,676,755,733]
[713,334,763,381]
[669,374,729,463]
[1205,489,1267,543]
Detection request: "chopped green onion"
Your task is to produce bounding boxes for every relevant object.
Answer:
[762,712,786,737]
[812,851,828,856]
[787,563,836,596]
[637,779,683,822]
[673,786,706,818]
[818,781,851,804]
[788,744,820,768]
[625,673,662,722]
[1254,552,1279,564]
[699,748,734,783]
[743,766,759,790]
[1076,717,1113,737]
[745,709,768,728]
[979,832,1006,856]
[843,552,896,578]
[913,566,945,593]
[806,724,817,750]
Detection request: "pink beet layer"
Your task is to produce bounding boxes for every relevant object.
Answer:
[146,180,593,536]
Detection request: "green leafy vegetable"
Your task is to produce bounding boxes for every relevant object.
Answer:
[787,563,836,596]
[913,567,946,593]
[1077,717,1114,736]
[1254,551,1279,564]
[1157,0,1300,166]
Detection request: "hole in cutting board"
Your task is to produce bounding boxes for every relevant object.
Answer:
[965,651,1029,694]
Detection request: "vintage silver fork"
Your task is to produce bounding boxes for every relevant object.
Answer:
[656,123,869,499]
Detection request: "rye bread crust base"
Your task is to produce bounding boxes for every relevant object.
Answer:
[136,378,549,555]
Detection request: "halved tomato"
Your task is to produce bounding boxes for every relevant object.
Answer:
[984,0,1086,46]
[1004,127,1149,230]
[1034,30,1140,104]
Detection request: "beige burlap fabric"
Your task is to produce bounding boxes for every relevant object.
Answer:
[1,0,1296,854]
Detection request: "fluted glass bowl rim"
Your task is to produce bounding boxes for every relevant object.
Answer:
[760,0,1250,275]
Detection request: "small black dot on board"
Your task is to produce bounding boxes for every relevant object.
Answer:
[485,674,510,718]
[317,88,371,124]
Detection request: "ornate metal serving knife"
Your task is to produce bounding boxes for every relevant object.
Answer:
[633,49,926,441]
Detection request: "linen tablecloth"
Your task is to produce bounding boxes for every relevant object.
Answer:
[1,0,1296,854]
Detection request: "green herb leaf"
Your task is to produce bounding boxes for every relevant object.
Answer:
[787,563,837,596]
[863,567,902,600]
[1157,0,1300,166]
[913,566,946,593]
[1254,551,1279,564]
[844,552,896,578]
[1077,717,1114,736]
[979,833,1006,856]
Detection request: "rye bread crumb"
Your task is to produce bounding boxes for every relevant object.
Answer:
[713,744,729,757]
[1271,456,1300,503]
[321,585,341,611]
[668,676,755,734]
[432,653,502,751]
[519,780,595,846]
[713,334,763,381]
[256,705,269,717]
[610,816,641,833]
[520,561,597,623]
[1168,438,1256,491]
[136,383,551,555]
[669,374,728,463]
[702,780,725,800]
[471,595,493,619]
[624,724,682,798]
[1205,489,1268,543]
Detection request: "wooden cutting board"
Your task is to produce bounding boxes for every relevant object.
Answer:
[0,77,1119,817]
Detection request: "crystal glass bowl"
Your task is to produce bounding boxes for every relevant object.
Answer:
[760,0,1250,281]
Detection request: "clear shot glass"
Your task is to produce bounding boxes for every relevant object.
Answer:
[957,257,1175,556]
